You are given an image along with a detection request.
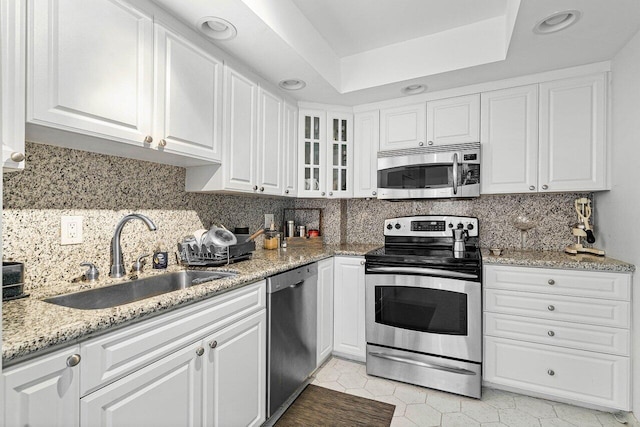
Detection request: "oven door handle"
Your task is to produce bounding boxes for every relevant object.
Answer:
[366,266,478,280]
[368,351,477,376]
[452,152,459,195]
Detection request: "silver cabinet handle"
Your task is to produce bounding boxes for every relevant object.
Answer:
[259,187,264,192]
[529,185,535,191]
[548,305,555,311]
[196,347,205,356]
[321,192,326,196]
[253,185,258,191]
[329,192,333,196]
[372,191,377,196]
[66,354,81,367]
[542,185,549,190]
[418,141,424,146]
[144,135,153,143]
[10,152,25,162]
[547,369,555,376]
[548,330,555,337]
[285,189,289,194]
[452,152,459,195]
[209,340,218,349]
[427,141,434,145]
[158,139,167,147]
[548,279,555,285]
[360,260,365,265]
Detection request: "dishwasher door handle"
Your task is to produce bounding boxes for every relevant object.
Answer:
[289,280,305,288]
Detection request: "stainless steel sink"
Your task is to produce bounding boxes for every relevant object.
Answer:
[44,270,237,310]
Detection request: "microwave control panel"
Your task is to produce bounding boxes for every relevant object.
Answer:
[384,216,479,238]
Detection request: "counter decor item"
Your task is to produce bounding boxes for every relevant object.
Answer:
[512,215,538,249]
[565,197,605,256]
[282,208,324,248]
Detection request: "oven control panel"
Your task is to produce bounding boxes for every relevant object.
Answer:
[384,216,479,237]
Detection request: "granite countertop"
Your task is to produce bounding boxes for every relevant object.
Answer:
[481,249,635,272]
[2,244,378,365]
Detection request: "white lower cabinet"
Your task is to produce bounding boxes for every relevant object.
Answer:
[333,256,366,362]
[483,265,632,411]
[3,345,81,427]
[316,258,334,367]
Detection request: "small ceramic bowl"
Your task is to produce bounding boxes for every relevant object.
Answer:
[490,248,503,256]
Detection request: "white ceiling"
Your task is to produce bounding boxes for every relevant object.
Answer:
[152,0,640,106]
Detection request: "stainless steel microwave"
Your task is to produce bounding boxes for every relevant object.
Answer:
[377,142,480,199]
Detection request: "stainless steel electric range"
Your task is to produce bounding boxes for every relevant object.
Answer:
[364,215,482,399]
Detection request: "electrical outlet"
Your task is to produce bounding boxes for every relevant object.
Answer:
[264,214,274,229]
[61,216,83,245]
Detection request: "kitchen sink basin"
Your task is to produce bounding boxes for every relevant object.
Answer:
[44,270,237,310]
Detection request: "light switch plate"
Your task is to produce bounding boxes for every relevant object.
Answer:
[264,214,274,229]
[61,216,83,245]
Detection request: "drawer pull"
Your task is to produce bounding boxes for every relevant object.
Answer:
[547,330,555,337]
[548,279,555,285]
[196,347,205,356]
[547,369,555,376]
[66,354,81,367]
[209,340,218,349]
[547,305,555,311]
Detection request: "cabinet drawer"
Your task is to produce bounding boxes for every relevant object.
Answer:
[484,312,630,356]
[484,289,629,328]
[484,265,630,301]
[484,337,630,410]
[80,280,265,396]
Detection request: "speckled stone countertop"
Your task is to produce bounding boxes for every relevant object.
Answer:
[482,249,635,272]
[2,244,378,365]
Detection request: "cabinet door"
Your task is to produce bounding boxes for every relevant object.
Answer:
[481,85,539,194]
[333,256,366,361]
[353,110,380,198]
[81,343,203,427]
[326,112,353,198]
[3,345,80,427]
[426,94,480,145]
[1,0,26,171]
[298,109,326,197]
[282,101,298,196]
[256,87,283,195]
[154,24,222,162]
[203,310,266,427]
[223,66,258,192]
[28,0,153,145]
[317,258,335,367]
[379,103,426,151]
[539,74,607,192]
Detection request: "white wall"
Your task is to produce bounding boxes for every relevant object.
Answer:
[595,29,640,415]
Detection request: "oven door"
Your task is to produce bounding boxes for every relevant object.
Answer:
[365,272,481,362]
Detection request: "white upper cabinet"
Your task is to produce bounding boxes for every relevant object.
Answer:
[28,0,154,144]
[282,101,298,197]
[153,22,223,162]
[539,74,607,192]
[256,86,284,195]
[298,109,327,197]
[426,94,480,146]
[481,85,539,194]
[326,112,353,198]
[379,103,426,151]
[1,0,26,172]
[353,110,379,198]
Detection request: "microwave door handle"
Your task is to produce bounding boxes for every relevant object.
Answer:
[366,266,478,280]
[452,153,458,195]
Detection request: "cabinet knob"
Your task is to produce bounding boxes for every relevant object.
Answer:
[158,139,167,147]
[547,305,555,311]
[285,189,290,194]
[360,260,365,266]
[548,330,555,337]
[66,354,81,367]
[10,152,25,162]
[372,191,377,196]
[321,192,326,196]
[259,187,264,192]
[427,141,434,146]
[253,185,258,191]
[196,347,205,356]
[529,185,535,191]
[209,340,218,349]
[542,185,549,190]
[547,369,555,376]
[144,135,153,143]
[418,141,424,146]
[548,279,555,285]
[329,192,333,196]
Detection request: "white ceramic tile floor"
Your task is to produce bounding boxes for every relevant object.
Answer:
[311,357,639,427]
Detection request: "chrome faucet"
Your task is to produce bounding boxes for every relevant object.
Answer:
[110,214,157,278]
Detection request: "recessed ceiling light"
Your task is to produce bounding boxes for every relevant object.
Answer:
[401,84,427,95]
[533,10,581,34]
[197,17,237,41]
[279,79,306,90]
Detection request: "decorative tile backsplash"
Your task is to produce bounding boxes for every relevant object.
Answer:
[3,142,293,293]
[3,142,592,294]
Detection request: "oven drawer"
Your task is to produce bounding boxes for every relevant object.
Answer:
[484,289,630,328]
[483,266,630,301]
[484,337,631,410]
[484,312,630,356]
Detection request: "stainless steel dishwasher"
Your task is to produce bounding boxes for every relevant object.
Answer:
[267,263,318,418]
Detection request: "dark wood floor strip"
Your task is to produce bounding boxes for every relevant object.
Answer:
[275,384,395,427]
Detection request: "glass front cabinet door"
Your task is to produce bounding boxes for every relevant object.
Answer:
[327,112,353,198]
